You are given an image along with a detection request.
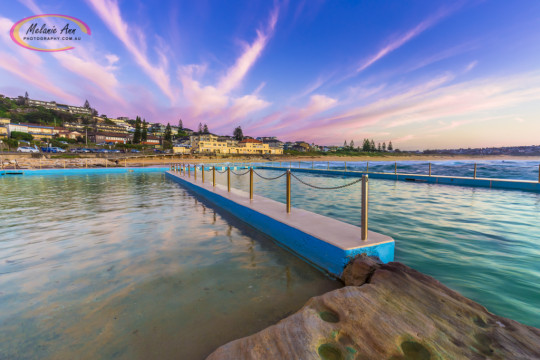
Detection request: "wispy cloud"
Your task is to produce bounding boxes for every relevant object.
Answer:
[15,0,126,107]
[218,5,279,93]
[0,17,80,103]
[261,71,540,145]
[176,3,280,131]
[356,5,462,73]
[86,0,176,103]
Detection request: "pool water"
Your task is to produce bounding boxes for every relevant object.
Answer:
[213,167,540,328]
[0,172,340,359]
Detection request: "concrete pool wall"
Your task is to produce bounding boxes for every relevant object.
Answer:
[0,167,168,176]
[165,170,395,277]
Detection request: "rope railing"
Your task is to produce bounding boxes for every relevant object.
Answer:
[253,169,287,181]
[230,168,250,176]
[290,172,363,190]
[172,164,370,242]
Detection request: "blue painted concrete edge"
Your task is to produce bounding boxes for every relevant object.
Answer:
[0,167,168,176]
[255,166,540,193]
[166,172,394,277]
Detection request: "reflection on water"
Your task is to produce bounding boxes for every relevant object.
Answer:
[0,173,340,359]
[214,168,540,328]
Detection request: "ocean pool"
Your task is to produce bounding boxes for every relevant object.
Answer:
[212,166,540,328]
[0,172,340,359]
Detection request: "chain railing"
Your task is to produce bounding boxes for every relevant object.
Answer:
[170,163,370,241]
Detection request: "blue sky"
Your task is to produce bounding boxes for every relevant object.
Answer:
[1,0,540,149]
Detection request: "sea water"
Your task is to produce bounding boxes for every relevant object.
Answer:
[215,165,540,328]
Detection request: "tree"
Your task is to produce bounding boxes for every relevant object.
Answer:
[362,139,370,152]
[378,143,381,151]
[370,139,376,151]
[343,140,348,148]
[84,99,90,109]
[141,119,148,142]
[233,126,244,141]
[388,141,393,151]
[350,140,354,149]
[178,118,183,129]
[25,91,29,100]
[198,122,203,134]
[163,122,173,149]
[10,131,33,141]
[164,122,172,142]
[133,116,142,144]
[203,123,209,134]
[382,142,386,152]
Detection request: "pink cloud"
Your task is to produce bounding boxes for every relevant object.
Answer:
[86,0,176,103]
[0,17,80,104]
[14,0,127,108]
[175,4,280,128]
[218,5,279,93]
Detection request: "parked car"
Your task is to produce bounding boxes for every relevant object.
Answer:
[17,146,39,153]
[130,149,141,153]
[153,149,163,153]
[41,147,66,153]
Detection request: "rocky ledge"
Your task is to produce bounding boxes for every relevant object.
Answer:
[207,256,540,359]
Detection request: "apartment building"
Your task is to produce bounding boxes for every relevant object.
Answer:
[25,98,92,115]
[6,123,55,139]
[190,135,282,155]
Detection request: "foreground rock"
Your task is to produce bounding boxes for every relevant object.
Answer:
[207,257,540,359]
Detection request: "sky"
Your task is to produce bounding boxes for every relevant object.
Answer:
[1,0,540,149]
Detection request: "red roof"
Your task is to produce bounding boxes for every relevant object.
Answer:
[239,139,262,144]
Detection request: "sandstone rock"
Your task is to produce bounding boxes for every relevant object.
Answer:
[341,254,380,286]
[207,259,540,360]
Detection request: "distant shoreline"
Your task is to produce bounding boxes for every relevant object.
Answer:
[274,154,540,162]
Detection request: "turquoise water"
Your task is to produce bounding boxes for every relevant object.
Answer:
[248,159,540,181]
[212,167,540,328]
[0,173,340,359]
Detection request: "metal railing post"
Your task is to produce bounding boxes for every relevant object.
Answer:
[298,161,301,168]
[312,161,314,169]
[227,167,231,192]
[194,165,197,181]
[361,174,368,241]
[474,163,477,179]
[213,167,216,187]
[429,163,431,176]
[249,167,254,200]
[327,161,329,170]
[286,169,291,213]
[394,162,397,174]
[345,161,347,171]
[188,164,191,177]
[366,161,369,173]
[202,165,205,183]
